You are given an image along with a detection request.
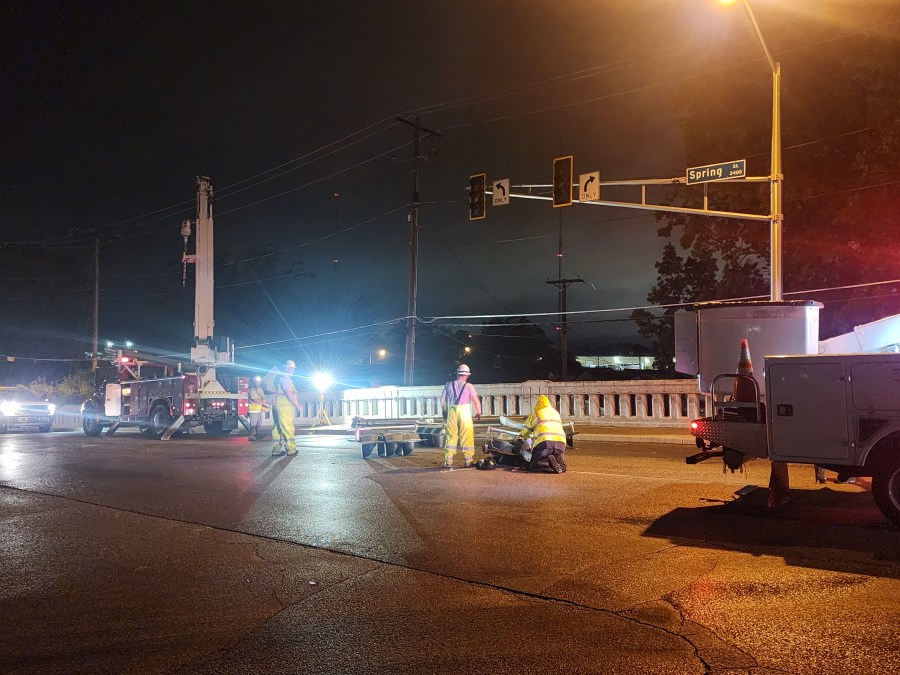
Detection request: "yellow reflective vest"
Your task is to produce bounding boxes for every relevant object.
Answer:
[521,404,566,446]
[248,386,269,414]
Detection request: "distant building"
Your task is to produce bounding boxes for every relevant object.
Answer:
[575,354,654,371]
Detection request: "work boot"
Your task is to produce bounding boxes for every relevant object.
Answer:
[248,435,256,442]
[442,462,453,470]
[548,454,567,474]
[464,458,473,468]
[286,449,298,456]
[272,446,285,457]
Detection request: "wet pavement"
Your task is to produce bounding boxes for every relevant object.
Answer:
[1,428,898,674]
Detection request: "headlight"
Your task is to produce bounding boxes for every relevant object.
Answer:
[1,401,20,416]
[48,403,56,415]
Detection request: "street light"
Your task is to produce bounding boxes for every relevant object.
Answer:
[721,0,782,301]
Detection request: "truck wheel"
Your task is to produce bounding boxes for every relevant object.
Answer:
[82,406,103,437]
[39,425,52,433]
[148,403,172,439]
[139,425,154,438]
[203,422,232,437]
[400,442,415,456]
[872,455,900,527]
[361,443,376,458]
[432,433,446,448]
[384,442,398,457]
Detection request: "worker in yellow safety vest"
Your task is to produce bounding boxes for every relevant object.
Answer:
[247,376,270,441]
[272,360,302,457]
[519,395,567,473]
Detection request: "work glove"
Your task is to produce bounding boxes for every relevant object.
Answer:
[475,413,482,421]
[442,410,448,421]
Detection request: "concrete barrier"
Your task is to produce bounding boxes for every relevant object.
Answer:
[297,379,704,428]
[51,380,705,431]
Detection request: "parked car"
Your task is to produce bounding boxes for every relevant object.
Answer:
[0,387,55,433]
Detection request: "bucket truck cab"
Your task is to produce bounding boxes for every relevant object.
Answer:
[80,352,249,439]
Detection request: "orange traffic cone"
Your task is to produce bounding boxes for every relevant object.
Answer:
[732,339,757,407]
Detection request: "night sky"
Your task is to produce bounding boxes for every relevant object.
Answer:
[2,1,895,378]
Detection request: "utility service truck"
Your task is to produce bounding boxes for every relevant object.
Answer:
[681,301,900,526]
[81,177,250,439]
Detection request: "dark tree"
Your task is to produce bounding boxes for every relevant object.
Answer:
[638,22,900,363]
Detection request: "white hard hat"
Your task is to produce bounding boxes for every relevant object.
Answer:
[284,359,296,368]
[456,364,471,376]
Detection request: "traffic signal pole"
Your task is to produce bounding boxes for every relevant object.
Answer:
[397,116,441,386]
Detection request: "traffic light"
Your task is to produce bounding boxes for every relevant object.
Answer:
[552,156,573,208]
[468,173,486,220]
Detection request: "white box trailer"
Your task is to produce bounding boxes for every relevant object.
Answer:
[675,300,822,397]
[689,352,900,526]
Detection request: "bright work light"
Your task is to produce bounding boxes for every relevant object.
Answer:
[312,372,333,392]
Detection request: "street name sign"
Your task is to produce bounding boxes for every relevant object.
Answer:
[686,159,746,185]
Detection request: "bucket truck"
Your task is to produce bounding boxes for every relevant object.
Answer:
[80,177,249,439]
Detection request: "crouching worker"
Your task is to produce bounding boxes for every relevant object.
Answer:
[520,395,567,473]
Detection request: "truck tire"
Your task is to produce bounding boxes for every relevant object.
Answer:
[872,455,900,527]
[82,405,103,437]
[361,442,376,458]
[203,421,232,437]
[384,442,397,457]
[148,402,172,440]
[400,442,415,456]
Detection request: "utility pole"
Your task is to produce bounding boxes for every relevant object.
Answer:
[547,278,583,380]
[92,231,100,372]
[546,213,583,380]
[397,115,441,386]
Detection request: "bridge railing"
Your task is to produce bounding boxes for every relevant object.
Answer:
[297,379,704,428]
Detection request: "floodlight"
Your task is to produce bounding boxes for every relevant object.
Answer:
[312,372,333,392]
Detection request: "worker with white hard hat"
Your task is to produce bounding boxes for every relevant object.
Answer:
[272,359,302,456]
[439,363,482,469]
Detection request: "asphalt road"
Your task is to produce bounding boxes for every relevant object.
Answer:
[1,429,898,674]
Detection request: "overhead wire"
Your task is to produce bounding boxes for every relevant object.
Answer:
[3,10,896,359]
[7,275,900,361]
[3,15,893,251]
